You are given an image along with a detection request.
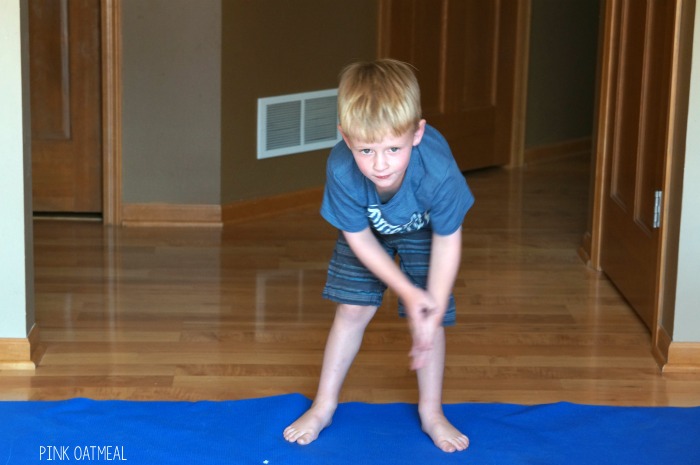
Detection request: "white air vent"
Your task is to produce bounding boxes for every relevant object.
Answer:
[257,89,341,159]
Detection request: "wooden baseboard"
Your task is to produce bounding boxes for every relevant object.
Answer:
[524,137,592,164]
[122,203,222,227]
[663,342,700,374]
[0,325,38,370]
[120,188,324,227]
[222,187,323,224]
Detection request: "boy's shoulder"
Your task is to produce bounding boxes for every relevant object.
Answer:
[417,124,453,163]
[325,140,370,198]
[326,139,364,183]
[327,139,354,170]
[413,124,461,182]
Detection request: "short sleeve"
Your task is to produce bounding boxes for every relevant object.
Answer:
[428,169,475,236]
[320,150,370,233]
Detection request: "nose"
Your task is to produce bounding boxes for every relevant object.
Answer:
[374,153,388,171]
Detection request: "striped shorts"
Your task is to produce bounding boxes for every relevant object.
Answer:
[322,227,456,326]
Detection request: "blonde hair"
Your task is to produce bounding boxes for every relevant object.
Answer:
[338,59,421,142]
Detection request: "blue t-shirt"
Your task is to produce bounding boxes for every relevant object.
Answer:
[321,124,474,236]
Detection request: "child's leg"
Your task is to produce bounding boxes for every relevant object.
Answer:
[416,326,470,453]
[283,303,377,445]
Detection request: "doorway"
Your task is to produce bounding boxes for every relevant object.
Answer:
[588,0,694,365]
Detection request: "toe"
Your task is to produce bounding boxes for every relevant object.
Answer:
[438,435,470,453]
[282,428,295,442]
[439,441,457,453]
[450,436,469,451]
[283,427,315,445]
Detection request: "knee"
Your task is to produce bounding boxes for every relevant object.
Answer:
[335,304,377,327]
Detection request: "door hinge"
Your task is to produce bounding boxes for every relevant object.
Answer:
[653,190,663,229]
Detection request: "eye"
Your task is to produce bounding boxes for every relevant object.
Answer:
[388,147,401,153]
[359,148,373,155]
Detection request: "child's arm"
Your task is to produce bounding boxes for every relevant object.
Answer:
[409,227,463,369]
[342,227,438,323]
[427,226,462,313]
[344,227,460,370]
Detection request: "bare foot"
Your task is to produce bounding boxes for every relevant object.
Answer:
[421,413,469,453]
[283,402,335,445]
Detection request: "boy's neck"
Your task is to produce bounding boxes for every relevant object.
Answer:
[377,183,401,203]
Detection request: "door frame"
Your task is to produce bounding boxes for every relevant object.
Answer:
[586,0,695,368]
[100,0,122,226]
[509,0,532,168]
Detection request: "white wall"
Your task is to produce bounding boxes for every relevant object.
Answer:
[0,0,34,338]
[673,3,700,342]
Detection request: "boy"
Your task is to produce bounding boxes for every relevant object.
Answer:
[283,59,474,453]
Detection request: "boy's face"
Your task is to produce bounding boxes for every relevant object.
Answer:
[341,119,426,198]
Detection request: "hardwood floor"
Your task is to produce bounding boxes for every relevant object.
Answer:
[5,153,699,406]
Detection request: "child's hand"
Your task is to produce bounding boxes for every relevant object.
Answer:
[403,287,441,370]
[408,308,442,370]
[403,287,437,323]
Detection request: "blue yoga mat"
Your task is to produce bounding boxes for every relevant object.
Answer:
[1,393,698,464]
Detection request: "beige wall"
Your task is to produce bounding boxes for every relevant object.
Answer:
[220,0,377,203]
[525,0,600,149]
[122,0,222,205]
[120,0,600,204]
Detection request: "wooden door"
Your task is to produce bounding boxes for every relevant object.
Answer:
[29,0,103,214]
[378,0,525,170]
[596,0,680,330]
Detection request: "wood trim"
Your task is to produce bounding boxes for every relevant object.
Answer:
[101,0,123,226]
[508,0,532,167]
[222,187,324,224]
[121,188,324,226]
[0,325,38,370]
[524,137,592,164]
[588,0,619,272]
[580,0,608,269]
[122,204,222,227]
[652,0,695,371]
[376,0,390,57]
[664,342,700,374]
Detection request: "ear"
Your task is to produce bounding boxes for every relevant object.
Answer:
[412,119,427,146]
[339,125,353,148]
